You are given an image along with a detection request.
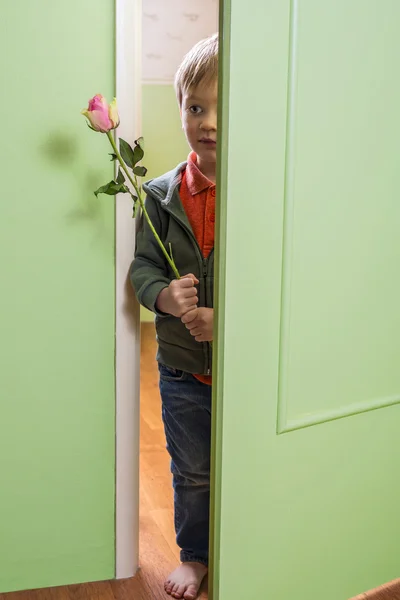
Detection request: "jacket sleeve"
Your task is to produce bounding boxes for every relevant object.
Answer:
[130,193,171,315]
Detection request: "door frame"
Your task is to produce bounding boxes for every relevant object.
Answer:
[115,0,142,580]
[209,1,231,599]
[114,0,230,589]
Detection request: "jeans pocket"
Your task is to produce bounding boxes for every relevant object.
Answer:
[158,363,186,382]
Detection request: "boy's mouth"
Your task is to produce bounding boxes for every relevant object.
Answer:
[199,138,216,146]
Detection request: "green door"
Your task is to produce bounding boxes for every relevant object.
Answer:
[212,1,400,599]
[0,0,115,592]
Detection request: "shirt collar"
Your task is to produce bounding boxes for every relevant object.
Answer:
[185,151,215,196]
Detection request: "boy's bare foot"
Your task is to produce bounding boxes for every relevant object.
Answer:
[164,562,208,599]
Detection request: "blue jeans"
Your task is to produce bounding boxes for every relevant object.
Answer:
[158,363,212,566]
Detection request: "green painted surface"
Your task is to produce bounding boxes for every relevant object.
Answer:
[213,1,400,599]
[0,0,115,592]
[209,3,230,597]
[140,85,189,322]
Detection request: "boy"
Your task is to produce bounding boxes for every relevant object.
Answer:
[130,33,218,600]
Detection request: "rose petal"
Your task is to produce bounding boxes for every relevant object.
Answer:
[108,98,120,129]
[88,94,108,113]
[81,108,112,132]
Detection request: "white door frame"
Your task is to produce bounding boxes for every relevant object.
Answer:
[115,0,142,579]
[113,0,225,584]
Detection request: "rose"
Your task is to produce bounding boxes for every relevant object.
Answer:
[81,94,180,280]
[81,94,120,133]
[81,94,215,346]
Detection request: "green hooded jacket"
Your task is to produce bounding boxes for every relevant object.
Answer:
[130,162,214,375]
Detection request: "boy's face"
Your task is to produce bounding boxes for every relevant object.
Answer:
[181,79,218,175]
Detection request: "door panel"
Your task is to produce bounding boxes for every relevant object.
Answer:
[214,1,400,599]
[278,0,400,431]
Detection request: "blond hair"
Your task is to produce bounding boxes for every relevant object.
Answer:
[174,33,219,106]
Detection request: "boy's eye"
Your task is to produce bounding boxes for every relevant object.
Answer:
[188,105,202,115]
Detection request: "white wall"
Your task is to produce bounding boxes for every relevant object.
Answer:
[143,0,219,84]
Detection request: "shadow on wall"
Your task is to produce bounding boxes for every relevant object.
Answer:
[40,131,113,246]
[41,130,138,330]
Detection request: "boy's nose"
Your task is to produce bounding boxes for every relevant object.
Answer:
[200,113,217,132]
[200,120,217,132]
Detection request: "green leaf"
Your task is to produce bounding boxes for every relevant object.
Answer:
[94,180,129,197]
[135,137,145,150]
[109,153,117,161]
[132,143,144,166]
[130,193,139,218]
[120,137,145,169]
[116,168,125,184]
[133,166,147,177]
[119,138,135,168]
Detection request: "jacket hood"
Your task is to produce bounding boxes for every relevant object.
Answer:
[143,162,186,205]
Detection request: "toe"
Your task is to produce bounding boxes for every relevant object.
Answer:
[176,584,186,598]
[165,580,173,594]
[171,584,182,598]
[183,584,198,600]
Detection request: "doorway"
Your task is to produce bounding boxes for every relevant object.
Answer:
[117,1,220,599]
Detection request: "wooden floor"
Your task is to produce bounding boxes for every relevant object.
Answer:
[351,580,400,600]
[0,323,207,600]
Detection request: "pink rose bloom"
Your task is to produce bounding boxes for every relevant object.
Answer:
[82,94,120,132]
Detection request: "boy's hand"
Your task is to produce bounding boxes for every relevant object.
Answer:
[156,274,199,318]
[181,308,214,342]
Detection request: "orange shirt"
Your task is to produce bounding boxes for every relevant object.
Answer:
[180,152,215,386]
